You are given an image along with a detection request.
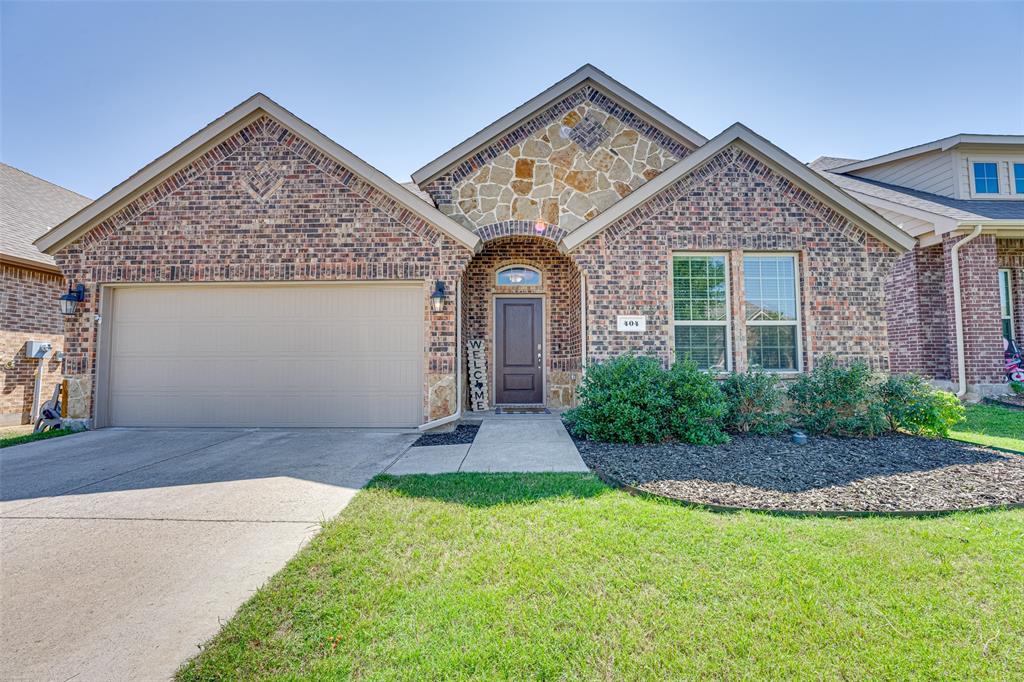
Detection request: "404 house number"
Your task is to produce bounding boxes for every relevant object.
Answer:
[616,315,647,332]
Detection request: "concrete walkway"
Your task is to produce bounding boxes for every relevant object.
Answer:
[386,416,588,474]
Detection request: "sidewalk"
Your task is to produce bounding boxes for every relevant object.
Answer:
[386,416,588,474]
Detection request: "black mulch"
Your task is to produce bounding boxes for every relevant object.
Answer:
[572,431,1024,513]
[411,424,479,447]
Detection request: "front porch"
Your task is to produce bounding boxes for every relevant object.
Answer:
[460,234,584,412]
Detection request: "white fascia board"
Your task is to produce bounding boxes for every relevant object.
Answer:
[832,134,1024,174]
[409,64,707,186]
[840,190,958,235]
[35,94,481,254]
[561,123,915,253]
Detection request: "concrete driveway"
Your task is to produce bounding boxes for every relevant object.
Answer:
[0,427,416,681]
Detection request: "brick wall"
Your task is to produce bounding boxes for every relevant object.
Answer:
[53,115,474,423]
[568,145,897,372]
[998,238,1024,346]
[942,234,1004,386]
[1,264,65,424]
[460,236,582,408]
[886,244,950,379]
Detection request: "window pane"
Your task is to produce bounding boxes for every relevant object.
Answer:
[1015,163,1024,194]
[1004,318,1014,342]
[497,267,541,285]
[744,255,797,321]
[674,255,727,321]
[974,162,999,193]
[999,270,1011,317]
[748,325,798,371]
[675,325,727,371]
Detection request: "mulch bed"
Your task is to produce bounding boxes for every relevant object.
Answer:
[411,424,479,447]
[572,431,1024,514]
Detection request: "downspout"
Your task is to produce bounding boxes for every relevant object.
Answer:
[951,224,983,398]
[30,345,56,423]
[419,279,463,431]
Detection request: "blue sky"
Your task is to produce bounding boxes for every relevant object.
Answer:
[2,1,1022,199]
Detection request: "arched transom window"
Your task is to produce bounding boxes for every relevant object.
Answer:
[496,265,542,286]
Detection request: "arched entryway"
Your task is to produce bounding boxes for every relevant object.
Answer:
[460,235,583,410]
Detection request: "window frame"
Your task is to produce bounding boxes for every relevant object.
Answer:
[999,268,1015,341]
[495,264,542,287]
[743,252,804,373]
[971,161,1001,195]
[1013,162,1024,196]
[671,252,732,372]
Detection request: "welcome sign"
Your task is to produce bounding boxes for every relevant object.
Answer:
[467,340,489,411]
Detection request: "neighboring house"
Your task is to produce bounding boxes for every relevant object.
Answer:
[812,136,1024,396]
[33,65,912,429]
[1,163,91,425]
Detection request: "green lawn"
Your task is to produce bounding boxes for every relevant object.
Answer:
[0,428,74,448]
[179,473,1024,681]
[949,404,1024,452]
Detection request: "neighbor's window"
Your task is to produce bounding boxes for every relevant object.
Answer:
[973,162,999,194]
[672,254,729,371]
[744,255,801,371]
[1014,163,1024,194]
[496,266,541,286]
[1000,269,1015,341]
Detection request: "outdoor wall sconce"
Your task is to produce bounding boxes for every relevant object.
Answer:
[430,280,447,313]
[59,283,86,316]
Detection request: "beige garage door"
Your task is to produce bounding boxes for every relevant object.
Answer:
[103,283,424,427]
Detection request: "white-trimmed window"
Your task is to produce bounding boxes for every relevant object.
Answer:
[672,254,730,371]
[973,162,1000,194]
[1014,163,1024,195]
[1000,269,1015,341]
[496,265,541,286]
[744,254,801,371]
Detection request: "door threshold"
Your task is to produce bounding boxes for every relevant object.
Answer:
[494,406,550,415]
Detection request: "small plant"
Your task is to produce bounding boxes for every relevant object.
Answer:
[720,368,788,435]
[564,355,673,444]
[1010,380,1024,396]
[878,374,966,438]
[787,356,887,437]
[664,359,730,444]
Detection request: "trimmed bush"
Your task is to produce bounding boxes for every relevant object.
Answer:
[664,360,730,444]
[787,357,887,437]
[720,369,788,435]
[564,356,673,444]
[878,374,966,438]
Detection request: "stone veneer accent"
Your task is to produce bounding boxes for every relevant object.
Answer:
[461,236,582,409]
[1,264,65,425]
[53,115,474,423]
[569,144,898,373]
[421,85,687,237]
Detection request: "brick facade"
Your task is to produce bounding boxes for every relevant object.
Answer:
[460,236,583,408]
[53,115,474,423]
[1,264,65,425]
[568,145,897,373]
[886,245,950,379]
[998,238,1024,346]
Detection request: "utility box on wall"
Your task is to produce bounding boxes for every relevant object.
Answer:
[25,341,53,359]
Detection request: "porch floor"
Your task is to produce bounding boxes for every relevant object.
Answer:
[385,415,587,474]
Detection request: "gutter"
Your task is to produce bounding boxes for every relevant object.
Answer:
[951,224,983,398]
[419,279,463,431]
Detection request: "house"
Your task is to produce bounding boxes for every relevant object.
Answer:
[812,136,1024,397]
[33,65,913,429]
[1,164,91,426]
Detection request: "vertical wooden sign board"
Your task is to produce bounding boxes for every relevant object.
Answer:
[467,340,489,411]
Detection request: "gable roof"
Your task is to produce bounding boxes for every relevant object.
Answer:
[830,134,1024,174]
[560,123,915,253]
[35,94,481,255]
[1,163,91,271]
[410,64,708,186]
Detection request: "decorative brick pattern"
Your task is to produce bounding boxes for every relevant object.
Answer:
[420,85,687,239]
[460,236,583,409]
[569,144,897,373]
[1,264,65,424]
[53,115,474,423]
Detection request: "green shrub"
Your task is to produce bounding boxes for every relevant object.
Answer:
[663,360,730,444]
[564,356,673,444]
[787,356,887,437]
[878,374,966,437]
[1010,381,1024,396]
[720,369,788,435]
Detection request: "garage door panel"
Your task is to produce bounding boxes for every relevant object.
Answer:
[106,284,424,427]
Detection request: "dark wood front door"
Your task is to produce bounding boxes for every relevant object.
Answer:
[495,298,543,404]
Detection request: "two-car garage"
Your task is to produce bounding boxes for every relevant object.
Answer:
[97,283,425,428]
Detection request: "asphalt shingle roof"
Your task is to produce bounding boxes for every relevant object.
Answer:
[1,163,91,267]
